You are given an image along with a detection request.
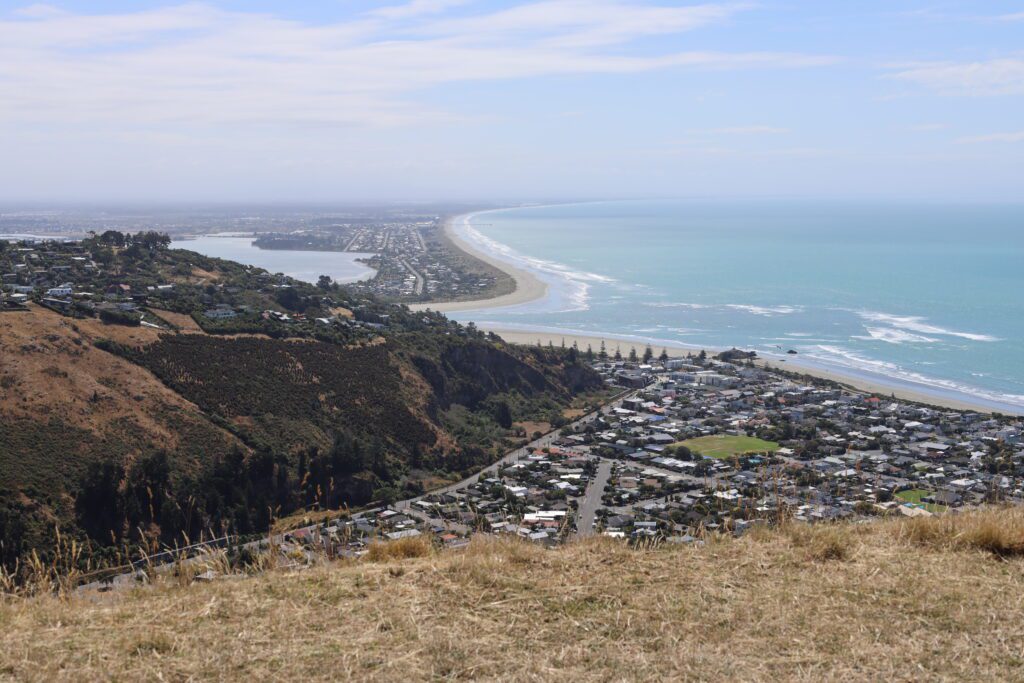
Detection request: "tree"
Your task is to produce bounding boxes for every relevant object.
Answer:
[491,400,513,429]
[643,345,653,363]
[628,347,638,363]
[275,287,303,311]
[613,346,622,361]
[317,275,332,290]
[698,349,707,362]
[76,460,126,542]
[659,348,669,362]
[598,341,608,361]
[585,344,594,362]
[99,230,126,247]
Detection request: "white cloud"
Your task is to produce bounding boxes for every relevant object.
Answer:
[957,131,1024,144]
[995,12,1024,22]
[886,58,1024,96]
[0,1,835,129]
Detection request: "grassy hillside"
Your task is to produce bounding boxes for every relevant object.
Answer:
[3,509,1024,680]
[0,306,247,566]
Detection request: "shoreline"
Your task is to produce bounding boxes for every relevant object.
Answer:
[408,212,549,313]
[484,327,1018,415]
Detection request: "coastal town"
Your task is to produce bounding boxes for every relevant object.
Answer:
[253,219,511,303]
[259,347,1023,562]
[0,232,410,346]
[1,205,509,306]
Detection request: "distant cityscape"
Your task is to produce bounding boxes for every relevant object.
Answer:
[0,205,511,305]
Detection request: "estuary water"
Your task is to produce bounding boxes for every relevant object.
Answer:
[171,233,376,284]
[444,200,1024,413]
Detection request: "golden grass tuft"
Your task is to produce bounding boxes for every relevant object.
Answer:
[3,510,1024,680]
[785,522,855,562]
[363,534,434,562]
[896,505,1024,557]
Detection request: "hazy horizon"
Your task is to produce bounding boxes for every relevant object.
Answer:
[2,1,1023,203]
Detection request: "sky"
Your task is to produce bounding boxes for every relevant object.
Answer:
[1,1,1022,202]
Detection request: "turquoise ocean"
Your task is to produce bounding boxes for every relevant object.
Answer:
[445,201,1024,414]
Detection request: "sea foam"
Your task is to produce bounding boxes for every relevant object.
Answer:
[857,311,999,342]
[801,345,1024,409]
[853,327,940,345]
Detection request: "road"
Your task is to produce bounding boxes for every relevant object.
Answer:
[396,388,636,512]
[344,230,363,251]
[399,258,425,295]
[575,459,612,536]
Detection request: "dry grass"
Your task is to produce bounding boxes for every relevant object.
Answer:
[513,420,551,437]
[896,505,1024,557]
[146,307,206,333]
[3,512,1024,681]
[783,521,856,562]
[0,305,238,445]
[364,535,435,563]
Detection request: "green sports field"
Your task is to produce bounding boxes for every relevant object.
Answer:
[895,489,947,513]
[675,435,780,460]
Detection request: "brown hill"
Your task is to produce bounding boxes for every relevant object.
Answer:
[0,306,244,488]
[0,306,246,560]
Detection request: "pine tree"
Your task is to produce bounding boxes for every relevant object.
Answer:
[585,344,594,362]
[659,348,669,362]
[628,347,638,363]
[643,344,653,363]
[598,340,608,361]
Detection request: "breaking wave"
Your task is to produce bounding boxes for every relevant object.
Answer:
[800,345,1024,410]
[857,311,999,342]
[853,327,940,345]
[643,302,802,316]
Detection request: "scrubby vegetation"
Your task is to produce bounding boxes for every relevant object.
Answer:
[114,336,436,454]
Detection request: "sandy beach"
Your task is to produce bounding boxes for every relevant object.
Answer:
[408,213,548,314]
[484,328,1010,414]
